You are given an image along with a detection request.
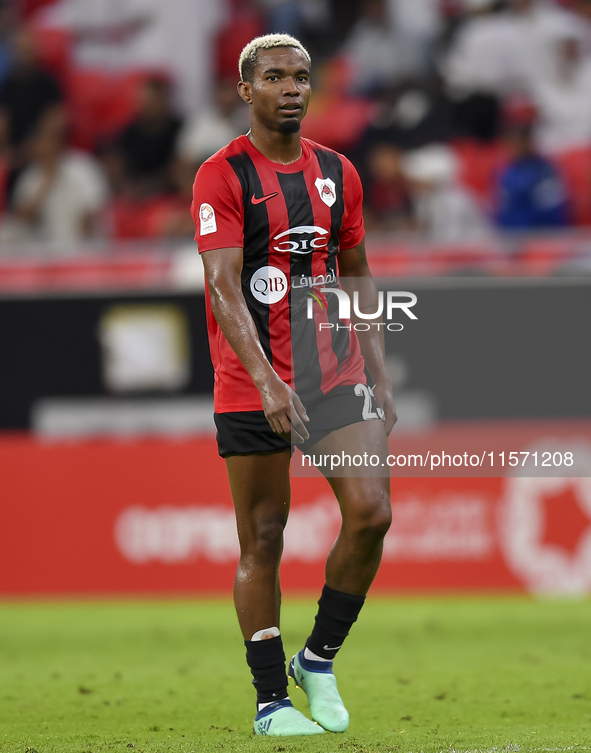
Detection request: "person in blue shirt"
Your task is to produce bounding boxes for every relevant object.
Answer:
[495,123,570,229]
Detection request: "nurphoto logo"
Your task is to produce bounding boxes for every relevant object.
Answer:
[306,289,418,332]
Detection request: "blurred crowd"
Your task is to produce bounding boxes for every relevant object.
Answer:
[1,0,591,248]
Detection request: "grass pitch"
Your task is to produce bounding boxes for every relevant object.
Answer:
[0,597,590,753]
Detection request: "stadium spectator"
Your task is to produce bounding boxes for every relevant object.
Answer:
[0,26,63,195]
[33,0,226,115]
[261,0,307,37]
[0,2,13,91]
[441,0,525,140]
[260,0,334,59]
[1,118,108,244]
[387,0,443,70]
[572,0,591,52]
[505,0,582,84]
[442,0,581,140]
[299,57,373,151]
[363,141,414,231]
[531,22,591,154]
[494,122,570,229]
[175,78,248,168]
[403,142,493,241]
[109,162,195,240]
[357,80,453,158]
[31,0,149,71]
[215,0,265,81]
[340,0,424,94]
[1,0,585,248]
[106,76,182,198]
[261,0,329,37]
[442,0,531,97]
[155,158,197,238]
[20,0,60,21]
[444,0,578,97]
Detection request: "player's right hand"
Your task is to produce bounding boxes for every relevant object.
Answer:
[259,377,310,444]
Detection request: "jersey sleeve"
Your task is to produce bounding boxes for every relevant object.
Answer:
[191,159,244,252]
[338,156,365,250]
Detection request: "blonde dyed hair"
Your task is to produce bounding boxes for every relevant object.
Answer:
[239,34,311,82]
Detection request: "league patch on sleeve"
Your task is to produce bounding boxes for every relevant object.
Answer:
[199,203,217,235]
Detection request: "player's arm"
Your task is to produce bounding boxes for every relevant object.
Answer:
[338,239,397,435]
[201,246,309,443]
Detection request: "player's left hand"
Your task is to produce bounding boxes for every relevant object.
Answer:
[372,379,397,436]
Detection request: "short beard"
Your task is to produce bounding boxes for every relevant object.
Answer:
[279,119,301,135]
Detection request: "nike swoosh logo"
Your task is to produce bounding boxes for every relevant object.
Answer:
[252,192,278,205]
[323,644,342,651]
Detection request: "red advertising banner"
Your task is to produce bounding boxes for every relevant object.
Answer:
[1,423,591,597]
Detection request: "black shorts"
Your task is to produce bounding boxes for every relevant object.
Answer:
[214,383,383,458]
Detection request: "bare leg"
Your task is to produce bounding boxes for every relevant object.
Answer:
[225,450,291,640]
[288,422,390,733]
[309,420,391,596]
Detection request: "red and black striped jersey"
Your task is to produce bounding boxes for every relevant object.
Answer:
[191,134,367,414]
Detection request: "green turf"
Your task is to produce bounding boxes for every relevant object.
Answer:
[0,597,590,753]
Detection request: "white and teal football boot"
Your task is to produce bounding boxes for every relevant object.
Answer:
[253,698,324,736]
[288,650,349,732]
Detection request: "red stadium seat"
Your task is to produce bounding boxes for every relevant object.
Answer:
[67,69,166,150]
[100,70,170,138]
[215,4,265,79]
[109,197,151,239]
[31,26,73,85]
[109,196,180,239]
[452,139,508,204]
[552,147,591,226]
[301,58,372,151]
[21,0,60,20]
[0,156,7,213]
[67,70,109,150]
[302,98,373,152]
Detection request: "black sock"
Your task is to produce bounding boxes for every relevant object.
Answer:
[244,635,289,705]
[305,584,366,660]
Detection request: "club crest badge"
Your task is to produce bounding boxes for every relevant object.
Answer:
[315,177,336,207]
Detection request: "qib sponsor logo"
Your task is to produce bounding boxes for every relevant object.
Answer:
[250,265,288,304]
